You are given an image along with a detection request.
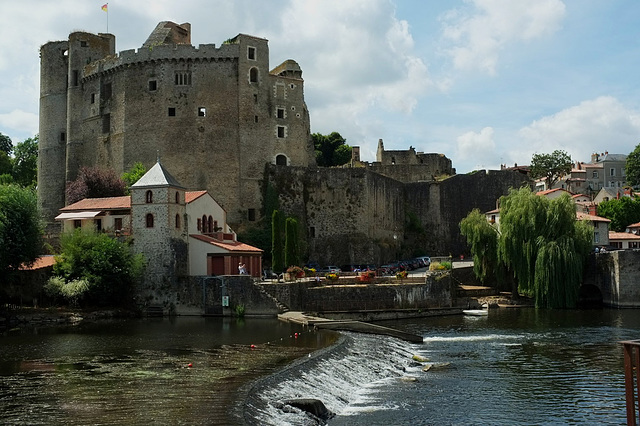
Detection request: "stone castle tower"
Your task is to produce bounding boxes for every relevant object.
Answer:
[130,159,188,284]
[38,21,315,236]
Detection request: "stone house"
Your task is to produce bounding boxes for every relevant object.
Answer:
[56,161,262,280]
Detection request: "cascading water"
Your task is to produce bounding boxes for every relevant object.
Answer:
[243,332,426,425]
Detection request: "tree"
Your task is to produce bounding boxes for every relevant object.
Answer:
[0,132,12,156]
[284,217,299,268]
[313,132,352,166]
[122,161,147,190]
[47,230,144,307]
[0,184,42,288]
[0,152,12,176]
[597,197,640,232]
[66,166,127,205]
[271,210,284,274]
[497,187,592,308]
[12,135,38,188]
[459,209,500,285]
[529,150,572,189]
[625,143,640,187]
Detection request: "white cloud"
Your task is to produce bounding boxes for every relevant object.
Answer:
[270,0,432,143]
[0,110,39,142]
[516,96,640,162]
[455,126,496,169]
[440,0,566,74]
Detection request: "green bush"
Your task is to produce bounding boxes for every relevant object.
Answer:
[51,230,145,307]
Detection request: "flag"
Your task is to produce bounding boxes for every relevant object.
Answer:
[102,4,108,12]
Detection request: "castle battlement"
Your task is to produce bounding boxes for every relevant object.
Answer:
[83,43,240,80]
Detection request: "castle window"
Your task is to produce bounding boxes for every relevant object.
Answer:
[102,83,112,100]
[168,107,176,117]
[277,107,285,119]
[290,83,295,89]
[254,94,258,103]
[254,115,258,123]
[291,106,296,111]
[149,80,157,91]
[277,126,285,138]
[276,154,287,166]
[175,191,179,203]
[197,218,201,231]
[102,114,110,133]
[72,70,79,87]
[145,190,153,203]
[593,171,598,178]
[249,67,258,83]
[309,226,316,238]
[208,216,213,233]
[146,213,154,228]
[248,209,256,222]
[175,214,180,229]
[175,71,192,86]
[60,132,66,142]
[610,168,616,177]
[247,46,256,60]
[80,41,88,47]
[198,107,206,117]
[91,93,95,104]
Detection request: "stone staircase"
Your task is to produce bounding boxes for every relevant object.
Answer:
[253,281,289,313]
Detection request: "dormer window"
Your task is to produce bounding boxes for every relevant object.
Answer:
[146,190,153,203]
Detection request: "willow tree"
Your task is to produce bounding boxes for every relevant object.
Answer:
[498,187,592,308]
[271,210,284,274]
[459,209,500,285]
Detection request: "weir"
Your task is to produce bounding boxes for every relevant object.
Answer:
[278,311,424,343]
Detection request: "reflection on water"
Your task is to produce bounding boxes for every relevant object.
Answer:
[0,317,338,425]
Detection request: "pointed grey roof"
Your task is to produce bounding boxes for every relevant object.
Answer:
[131,161,185,189]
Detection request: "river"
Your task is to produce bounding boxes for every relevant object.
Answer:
[1,308,637,425]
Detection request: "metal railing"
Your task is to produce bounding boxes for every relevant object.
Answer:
[621,339,640,425]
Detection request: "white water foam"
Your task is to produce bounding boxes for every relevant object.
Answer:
[245,332,421,425]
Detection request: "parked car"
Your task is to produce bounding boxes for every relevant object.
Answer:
[318,265,341,274]
[415,256,431,268]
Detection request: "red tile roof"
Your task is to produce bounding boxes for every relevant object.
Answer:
[185,190,207,203]
[609,232,640,241]
[190,234,262,253]
[19,255,57,271]
[61,196,131,211]
[577,212,611,222]
[536,188,572,196]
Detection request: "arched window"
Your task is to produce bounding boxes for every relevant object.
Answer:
[275,154,287,166]
[175,214,180,229]
[208,216,213,233]
[214,220,218,232]
[146,213,154,228]
[146,190,153,203]
[175,191,179,203]
[249,67,258,83]
[202,215,207,232]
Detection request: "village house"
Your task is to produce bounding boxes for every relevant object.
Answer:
[56,161,262,279]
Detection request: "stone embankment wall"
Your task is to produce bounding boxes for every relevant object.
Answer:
[260,272,454,313]
[594,250,640,307]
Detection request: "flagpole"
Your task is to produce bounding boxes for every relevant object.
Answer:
[102,3,109,33]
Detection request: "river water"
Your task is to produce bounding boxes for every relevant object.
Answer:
[1,309,637,425]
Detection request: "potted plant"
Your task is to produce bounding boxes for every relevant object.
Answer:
[396,270,408,280]
[358,270,376,283]
[325,272,339,282]
[286,265,304,281]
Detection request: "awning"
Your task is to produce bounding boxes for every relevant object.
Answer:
[55,211,102,220]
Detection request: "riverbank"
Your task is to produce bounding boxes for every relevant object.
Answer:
[0,307,138,332]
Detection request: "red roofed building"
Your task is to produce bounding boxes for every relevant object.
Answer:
[56,161,262,279]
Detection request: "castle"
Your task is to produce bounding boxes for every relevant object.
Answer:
[39,21,530,266]
[38,22,315,236]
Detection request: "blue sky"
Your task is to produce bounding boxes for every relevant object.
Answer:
[1,0,639,173]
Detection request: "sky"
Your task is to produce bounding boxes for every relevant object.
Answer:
[1,0,639,173]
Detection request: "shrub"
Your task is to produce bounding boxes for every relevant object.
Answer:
[429,262,451,271]
[396,270,408,279]
[325,272,339,281]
